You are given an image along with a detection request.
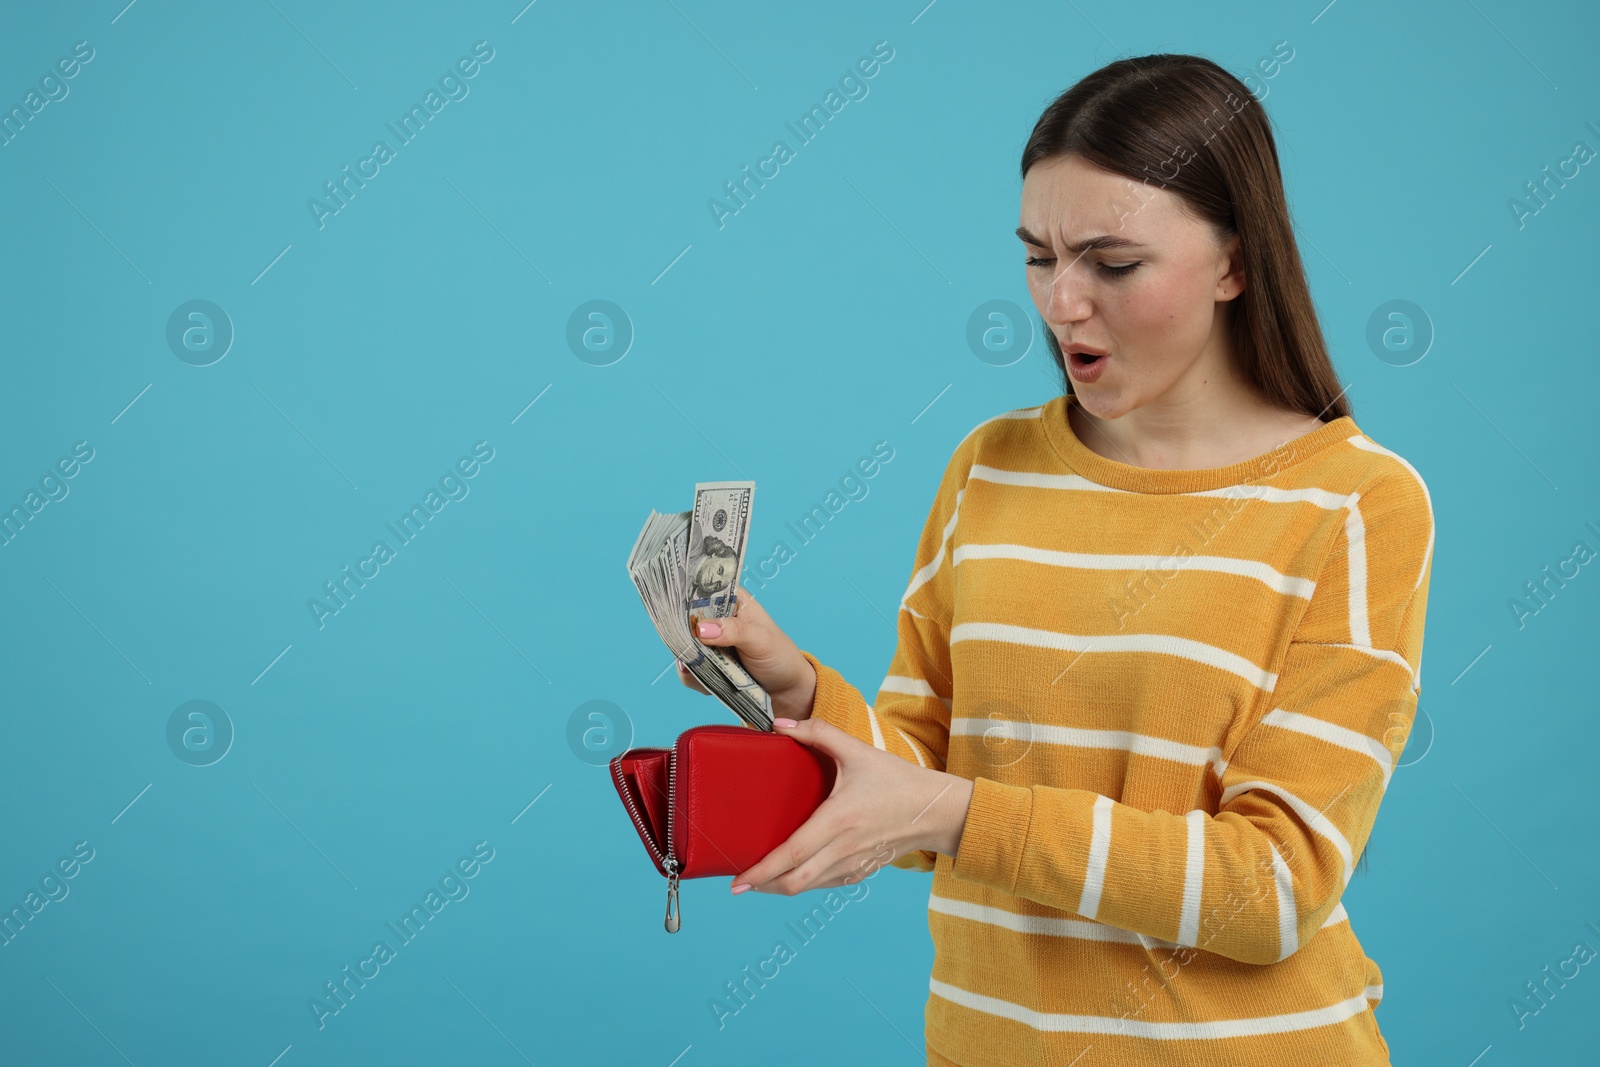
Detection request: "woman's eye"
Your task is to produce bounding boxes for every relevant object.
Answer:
[1025,255,1141,277]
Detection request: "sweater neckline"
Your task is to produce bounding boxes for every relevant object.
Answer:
[1038,393,1360,495]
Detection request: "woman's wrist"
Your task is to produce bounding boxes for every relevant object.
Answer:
[927,773,975,857]
[771,656,819,722]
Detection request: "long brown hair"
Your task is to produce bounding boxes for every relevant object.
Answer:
[1021,53,1350,421]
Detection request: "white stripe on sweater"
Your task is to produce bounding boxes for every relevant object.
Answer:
[895,727,928,767]
[1077,795,1114,920]
[1271,842,1299,961]
[929,977,1372,1037]
[1177,810,1207,947]
[861,695,886,751]
[901,488,964,606]
[951,622,1277,692]
[879,674,951,706]
[1347,435,1434,592]
[1325,643,1417,688]
[969,465,1126,493]
[966,463,1359,513]
[953,542,1316,599]
[1261,708,1394,788]
[956,406,1044,450]
[1189,483,1354,510]
[1219,778,1355,886]
[926,895,1349,942]
[1344,495,1371,647]
[950,719,1228,779]
[931,893,1136,940]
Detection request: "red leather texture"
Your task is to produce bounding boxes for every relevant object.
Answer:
[610,725,837,879]
[613,747,671,875]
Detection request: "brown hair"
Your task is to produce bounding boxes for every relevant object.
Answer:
[1021,53,1350,421]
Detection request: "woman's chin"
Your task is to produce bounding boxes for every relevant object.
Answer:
[1072,388,1134,422]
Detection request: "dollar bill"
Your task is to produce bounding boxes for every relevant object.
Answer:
[626,485,772,731]
[685,481,754,622]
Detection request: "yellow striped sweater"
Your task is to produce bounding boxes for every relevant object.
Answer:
[799,392,1434,1067]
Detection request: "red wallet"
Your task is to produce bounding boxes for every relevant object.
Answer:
[610,724,836,933]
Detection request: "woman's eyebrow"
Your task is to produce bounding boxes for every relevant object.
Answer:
[1014,226,1144,253]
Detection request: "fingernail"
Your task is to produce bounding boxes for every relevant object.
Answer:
[774,717,797,728]
[698,620,721,638]
[731,882,751,894]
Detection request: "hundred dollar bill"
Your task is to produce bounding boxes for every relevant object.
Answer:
[626,488,772,731]
[685,480,754,623]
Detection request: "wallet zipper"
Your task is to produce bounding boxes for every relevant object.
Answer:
[664,742,681,933]
[610,745,682,933]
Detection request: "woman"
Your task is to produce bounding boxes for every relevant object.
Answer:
[677,53,1432,1067]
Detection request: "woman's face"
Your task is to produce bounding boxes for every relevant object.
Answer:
[1018,154,1245,421]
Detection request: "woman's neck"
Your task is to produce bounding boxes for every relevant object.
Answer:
[1069,374,1325,472]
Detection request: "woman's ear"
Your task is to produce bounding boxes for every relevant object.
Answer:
[1216,232,1246,302]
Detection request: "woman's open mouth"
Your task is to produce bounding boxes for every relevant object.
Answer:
[1067,350,1108,383]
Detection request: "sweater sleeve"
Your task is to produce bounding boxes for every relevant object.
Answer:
[796,435,972,873]
[947,465,1435,965]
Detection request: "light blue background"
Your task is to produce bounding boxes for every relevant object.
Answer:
[2,1,1597,1064]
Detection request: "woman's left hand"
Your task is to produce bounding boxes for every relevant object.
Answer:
[730,716,974,895]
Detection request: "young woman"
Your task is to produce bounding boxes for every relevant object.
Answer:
[677,53,1432,1067]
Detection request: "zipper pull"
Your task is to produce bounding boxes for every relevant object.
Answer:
[664,861,681,933]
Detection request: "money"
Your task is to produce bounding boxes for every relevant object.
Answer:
[686,481,754,623]
[627,481,772,731]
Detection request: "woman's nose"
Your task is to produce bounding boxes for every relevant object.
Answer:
[1046,266,1090,324]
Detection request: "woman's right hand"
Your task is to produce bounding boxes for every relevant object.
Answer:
[674,586,818,722]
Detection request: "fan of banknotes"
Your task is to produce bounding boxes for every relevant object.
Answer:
[627,480,773,731]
